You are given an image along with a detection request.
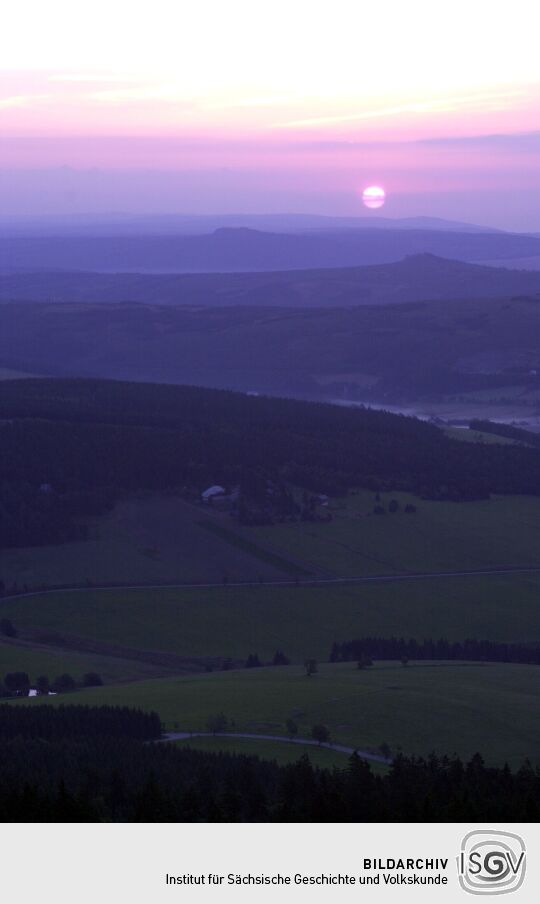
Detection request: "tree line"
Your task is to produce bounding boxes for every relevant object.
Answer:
[0,705,539,822]
[0,704,161,742]
[329,636,540,666]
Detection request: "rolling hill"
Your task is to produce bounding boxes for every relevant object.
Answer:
[0,294,539,399]
[3,254,540,306]
[2,226,540,273]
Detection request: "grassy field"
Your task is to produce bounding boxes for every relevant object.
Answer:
[2,489,540,771]
[19,661,540,768]
[442,426,518,445]
[247,491,540,578]
[0,639,169,684]
[0,494,308,589]
[2,570,539,663]
[2,490,540,590]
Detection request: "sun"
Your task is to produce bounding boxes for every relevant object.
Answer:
[362,185,386,209]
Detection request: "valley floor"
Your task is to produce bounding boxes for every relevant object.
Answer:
[3,488,540,773]
[14,660,540,770]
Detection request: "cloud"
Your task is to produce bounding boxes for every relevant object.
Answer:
[250,130,540,157]
[272,89,525,129]
[0,94,49,108]
[48,73,137,84]
[418,130,540,150]
[85,85,197,106]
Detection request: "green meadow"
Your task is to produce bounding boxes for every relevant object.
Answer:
[441,426,518,445]
[2,570,539,663]
[0,494,305,590]
[3,488,540,769]
[247,490,540,578]
[0,640,169,684]
[2,490,540,590]
[18,660,540,769]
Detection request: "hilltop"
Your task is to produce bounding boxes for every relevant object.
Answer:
[3,254,540,307]
[2,226,540,274]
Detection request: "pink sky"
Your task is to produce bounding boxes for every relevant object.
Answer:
[1,1,539,228]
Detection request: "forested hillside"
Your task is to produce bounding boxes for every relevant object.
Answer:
[1,295,540,398]
[3,254,540,307]
[2,378,540,549]
[1,705,539,822]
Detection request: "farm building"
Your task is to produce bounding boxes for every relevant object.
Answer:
[201,485,226,503]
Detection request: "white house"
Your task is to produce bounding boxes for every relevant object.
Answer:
[201,485,226,503]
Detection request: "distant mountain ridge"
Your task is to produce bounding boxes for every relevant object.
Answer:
[3,254,540,307]
[2,227,540,274]
[0,212,503,236]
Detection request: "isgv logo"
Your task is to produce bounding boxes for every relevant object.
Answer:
[458,831,526,895]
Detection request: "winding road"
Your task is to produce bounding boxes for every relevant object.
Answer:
[2,563,540,603]
[159,731,392,764]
